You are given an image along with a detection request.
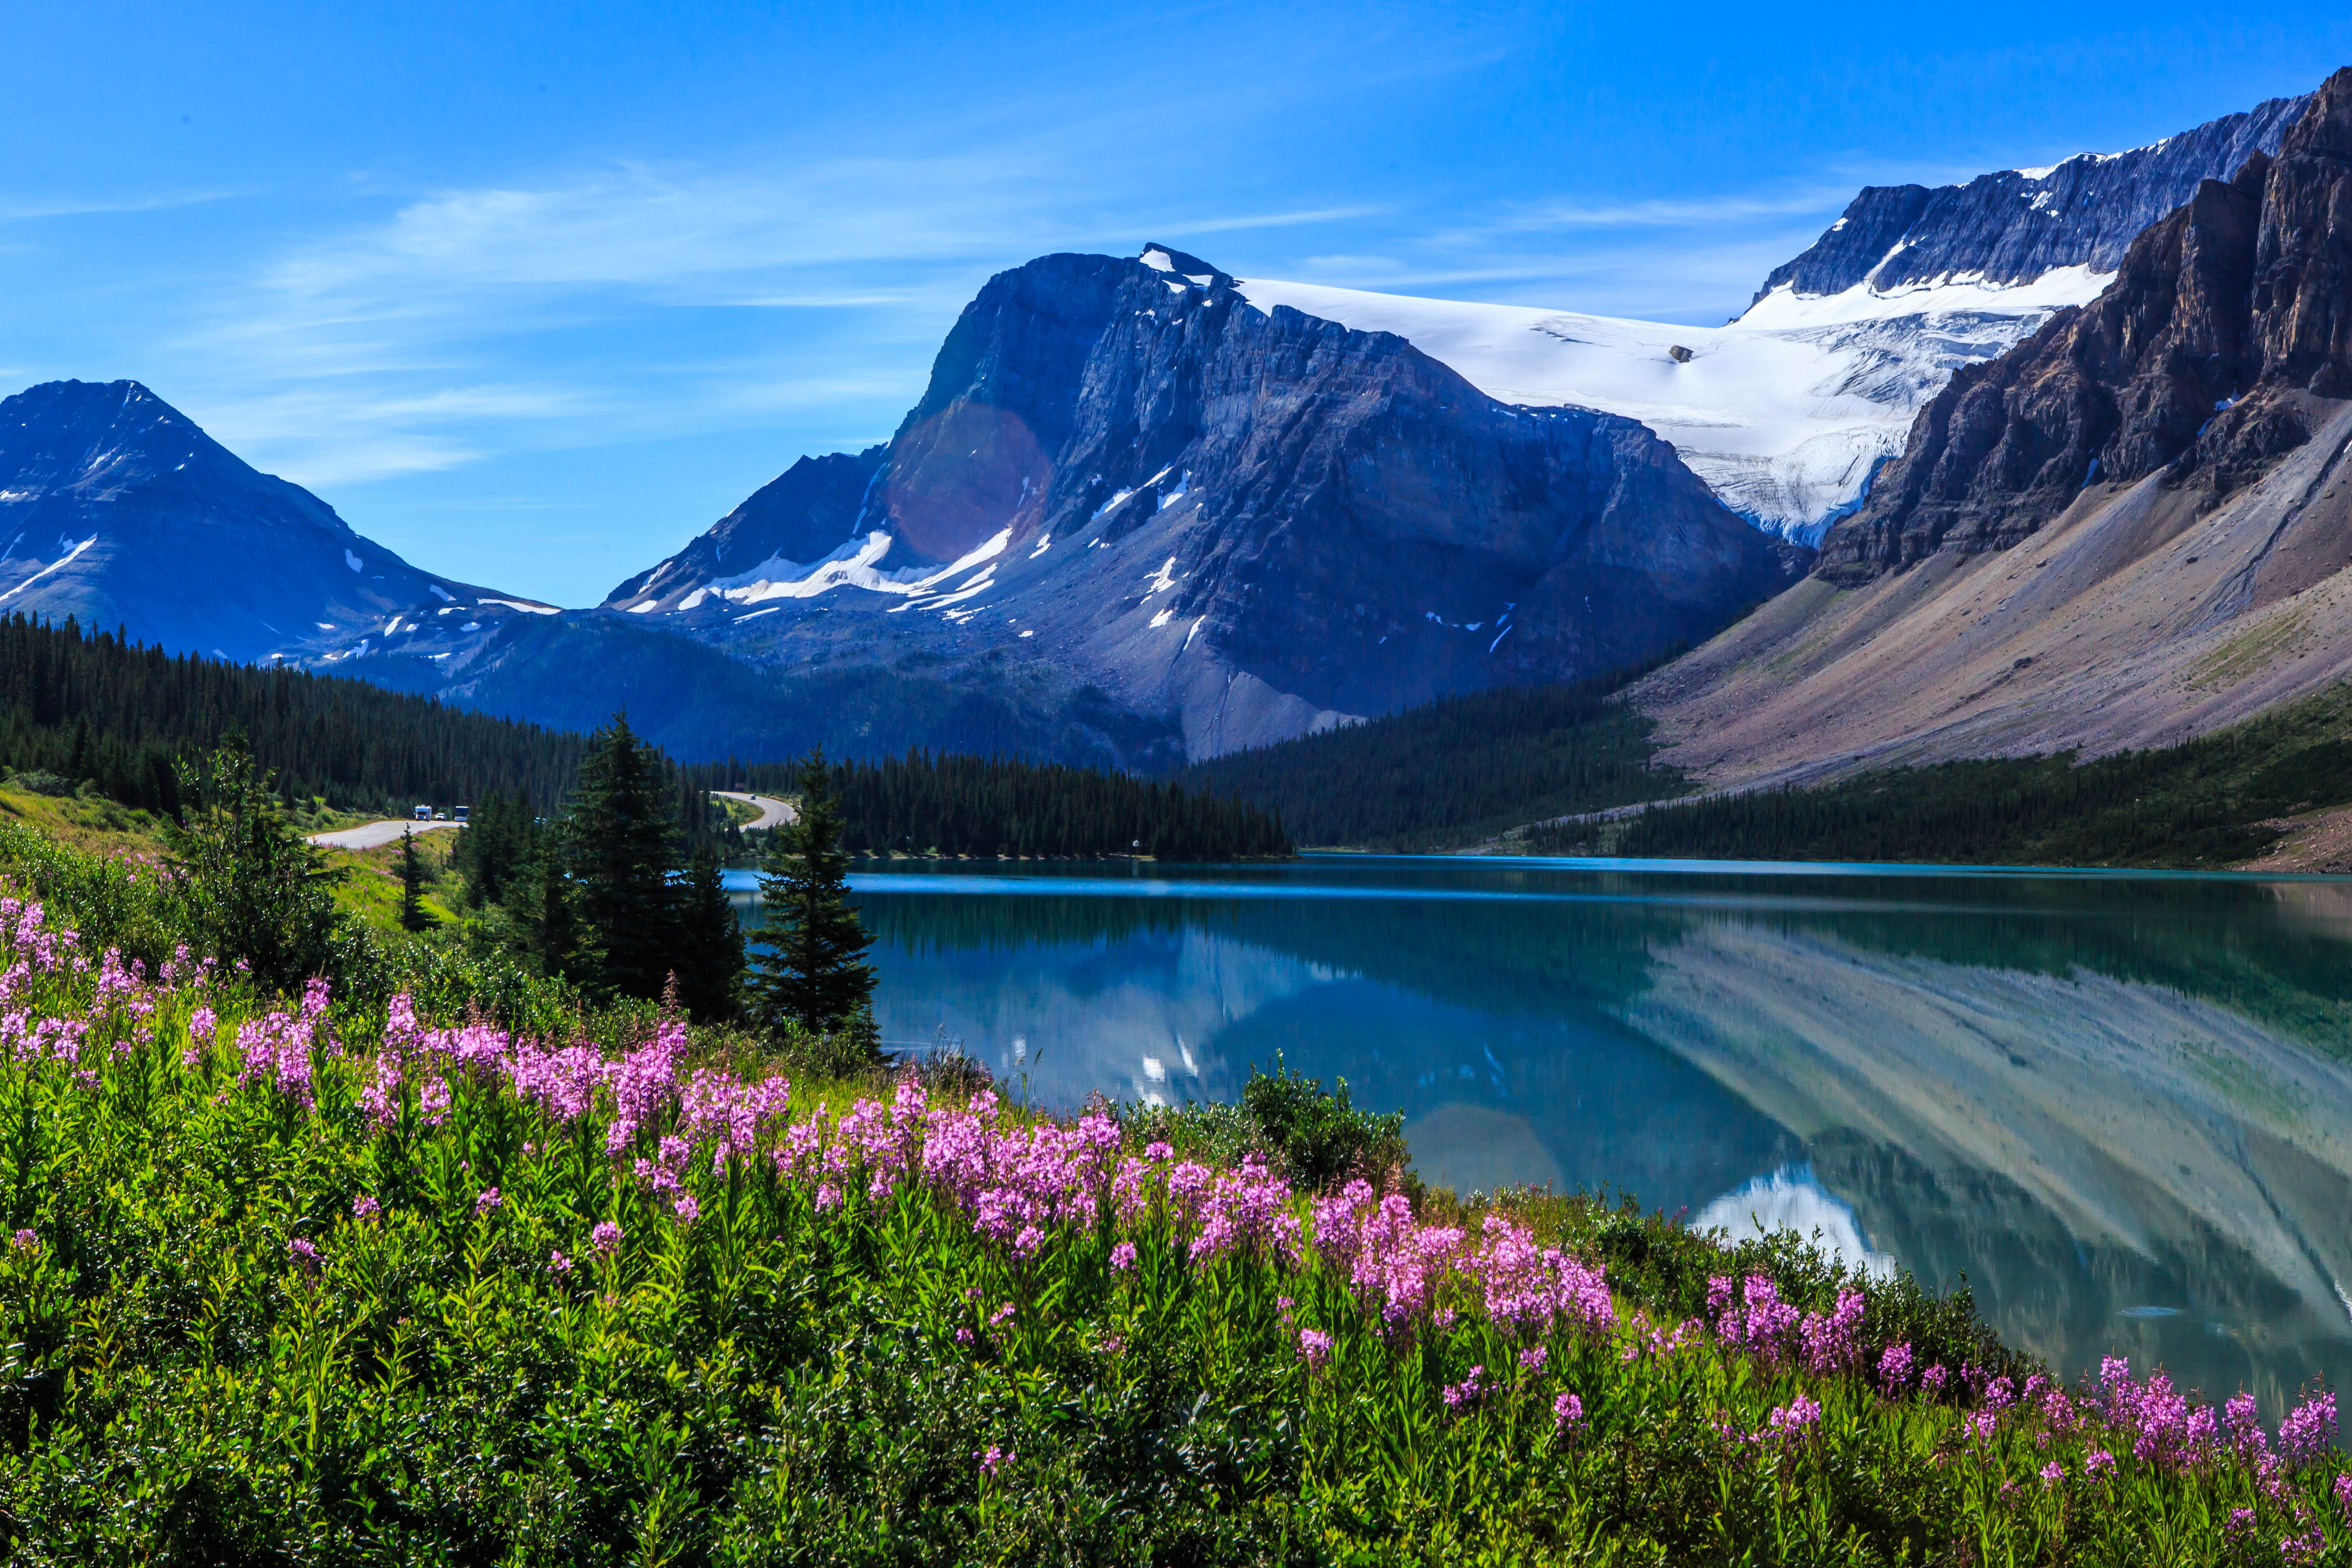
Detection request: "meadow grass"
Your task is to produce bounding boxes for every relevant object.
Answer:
[0,824,2347,1564]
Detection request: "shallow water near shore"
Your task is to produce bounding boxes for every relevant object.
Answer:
[728,854,2352,1422]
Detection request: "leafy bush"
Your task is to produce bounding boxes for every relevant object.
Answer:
[1238,1057,1407,1192]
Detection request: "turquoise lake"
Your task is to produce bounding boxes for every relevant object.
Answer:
[728,855,2352,1421]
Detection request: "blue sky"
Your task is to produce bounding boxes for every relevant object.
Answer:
[2,2,2341,605]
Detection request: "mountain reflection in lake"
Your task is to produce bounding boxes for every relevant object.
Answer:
[727,856,2352,1424]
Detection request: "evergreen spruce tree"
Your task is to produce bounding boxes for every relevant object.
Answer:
[522,855,581,983]
[562,714,680,1002]
[162,734,346,996]
[750,748,877,1038]
[396,829,432,932]
[672,845,746,1024]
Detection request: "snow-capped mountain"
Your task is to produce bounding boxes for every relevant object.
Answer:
[1241,93,2307,543]
[1634,68,2352,791]
[604,245,1801,760]
[0,380,556,663]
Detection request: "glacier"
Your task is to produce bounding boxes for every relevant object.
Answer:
[1236,268,2111,545]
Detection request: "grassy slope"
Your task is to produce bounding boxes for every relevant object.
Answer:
[1539,681,2352,870]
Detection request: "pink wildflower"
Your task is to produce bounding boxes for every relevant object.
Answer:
[673,1194,700,1224]
[548,1250,572,1274]
[590,1220,623,1256]
[287,1237,319,1269]
[1877,1341,1915,1390]
[1553,1391,1585,1433]
[2085,1449,2116,1478]
[1519,1345,1548,1374]
[1110,1241,1136,1272]
[975,1444,1009,1477]
[9,1228,35,1252]
[2039,1460,2064,1488]
[1298,1329,1333,1371]
[2280,1393,2337,1467]
[474,1187,502,1218]
[1441,1365,1491,1411]
[351,1195,381,1222]
[1767,1393,1822,1443]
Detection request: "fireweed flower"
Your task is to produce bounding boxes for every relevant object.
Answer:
[1877,1342,1915,1390]
[2085,1450,2116,1478]
[1519,1345,1548,1374]
[351,1195,381,1222]
[975,1445,1009,1477]
[2279,1393,2337,1466]
[673,1195,699,1224]
[1767,1393,1823,1443]
[474,1188,502,1218]
[1553,1392,1585,1433]
[9,1229,35,1252]
[548,1250,573,1274]
[2040,1461,2065,1487]
[287,1237,319,1269]
[590,1221,623,1256]
[1441,1366,1492,1410]
[1298,1329,1333,1371]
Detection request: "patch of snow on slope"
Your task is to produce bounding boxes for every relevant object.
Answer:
[1236,267,2111,543]
[0,535,98,604]
[720,528,1013,607]
[479,598,561,615]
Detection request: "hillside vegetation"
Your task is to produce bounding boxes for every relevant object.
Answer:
[1183,676,1688,851]
[710,750,1291,860]
[0,612,586,816]
[1,819,2346,1562]
[1550,682,2352,868]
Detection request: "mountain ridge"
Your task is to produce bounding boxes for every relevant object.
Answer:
[0,379,556,665]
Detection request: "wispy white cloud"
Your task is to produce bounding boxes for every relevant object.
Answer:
[0,188,245,223]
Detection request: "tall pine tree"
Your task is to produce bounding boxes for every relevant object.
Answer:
[564,713,680,1002]
[673,845,746,1024]
[751,748,876,1036]
[396,830,432,932]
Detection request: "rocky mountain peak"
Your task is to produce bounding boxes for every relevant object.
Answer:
[1816,70,2352,583]
[0,379,549,664]
[1750,92,2307,313]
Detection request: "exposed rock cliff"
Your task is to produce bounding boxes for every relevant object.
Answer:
[1752,94,2306,306]
[1817,71,2352,584]
[606,245,1804,760]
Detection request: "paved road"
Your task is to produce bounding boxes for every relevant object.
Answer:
[306,820,463,852]
[715,791,797,831]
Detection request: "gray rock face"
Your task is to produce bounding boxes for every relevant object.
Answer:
[609,446,884,606]
[1817,69,2352,584]
[1752,94,2306,309]
[0,379,552,662]
[610,245,1804,759]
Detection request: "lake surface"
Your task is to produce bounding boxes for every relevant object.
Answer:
[728,855,2352,1421]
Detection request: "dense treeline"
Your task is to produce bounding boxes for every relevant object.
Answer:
[0,612,586,815]
[1180,674,1686,850]
[1549,689,2352,867]
[686,751,1291,860]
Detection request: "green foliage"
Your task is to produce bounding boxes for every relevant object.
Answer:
[671,847,746,1025]
[750,750,877,1039]
[564,714,688,1002]
[1239,1058,1407,1193]
[708,748,1292,860]
[0,610,585,817]
[1559,684,2352,866]
[160,736,347,995]
[395,829,432,933]
[4,814,2348,1563]
[1182,669,1689,849]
